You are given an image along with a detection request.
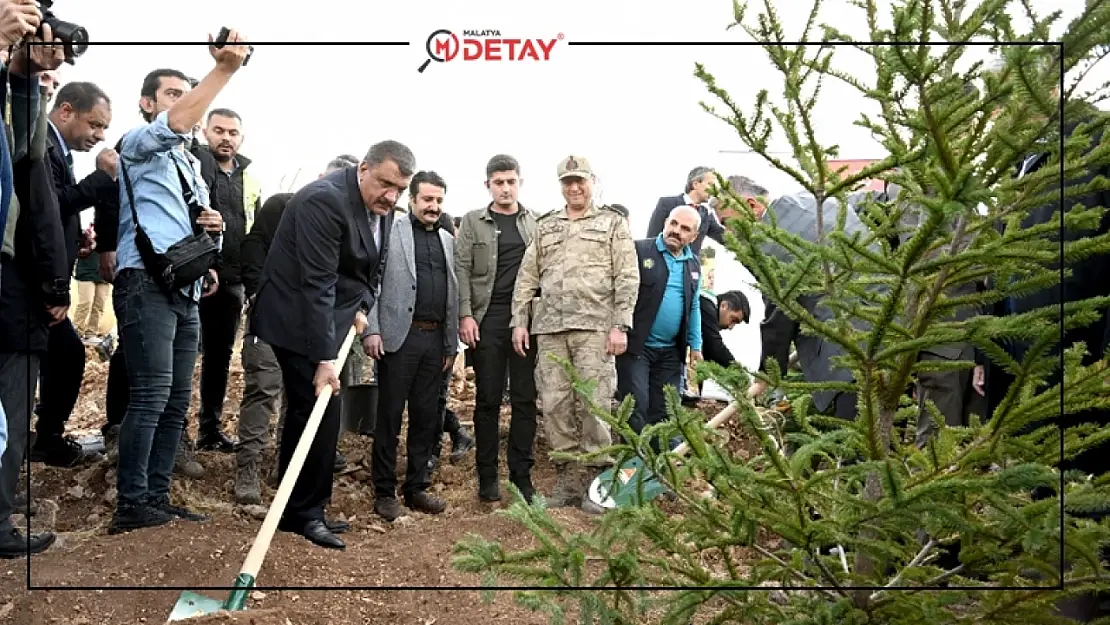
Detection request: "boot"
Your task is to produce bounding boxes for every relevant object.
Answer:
[234,457,262,505]
[449,427,475,463]
[103,424,120,465]
[547,463,582,508]
[174,435,205,479]
[509,472,536,504]
[478,475,500,502]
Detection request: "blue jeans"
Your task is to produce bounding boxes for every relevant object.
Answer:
[113,269,200,509]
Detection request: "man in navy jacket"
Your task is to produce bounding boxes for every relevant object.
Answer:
[617,205,703,451]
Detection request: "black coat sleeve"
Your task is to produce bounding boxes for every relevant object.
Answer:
[759,296,797,375]
[241,194,288,297]
[14,154,69,307]
[49,150,115,220]
[704,207,726,246]
[699,296,735,367]
[294,191,344,363]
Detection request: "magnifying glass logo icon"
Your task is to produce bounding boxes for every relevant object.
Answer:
[419,29,456,73]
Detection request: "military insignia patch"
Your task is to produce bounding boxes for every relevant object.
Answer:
[643,258,654,269]
[566,157,578,170]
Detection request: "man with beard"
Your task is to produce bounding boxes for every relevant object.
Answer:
[235,156,353,504]
[251,140,413,548]
[455,154,538,502]
[189,108,263,454]
[617,205,703,453]
[365,170,459,522]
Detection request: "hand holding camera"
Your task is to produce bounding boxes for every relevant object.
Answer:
[209,27,252,72]
[0,0,39,47]
[196,208,224,234]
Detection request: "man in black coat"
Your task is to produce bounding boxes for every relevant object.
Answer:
[617,205,703,452]
[30,81,117,468]
[698,289,749,368]
[250,140,415,549]
[0,40,66,558]
[645,166,726,257]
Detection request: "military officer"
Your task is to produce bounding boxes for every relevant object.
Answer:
[510,155,639,514]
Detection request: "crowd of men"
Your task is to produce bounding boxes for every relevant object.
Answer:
[0,14,1107,620]
[0,21,757,557]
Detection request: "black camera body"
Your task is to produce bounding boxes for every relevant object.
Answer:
[37,0,88,65]
[214,27,254,67]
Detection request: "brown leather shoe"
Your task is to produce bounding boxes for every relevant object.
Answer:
[404,490,446,515]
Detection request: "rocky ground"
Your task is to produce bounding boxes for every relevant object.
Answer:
[0,338,756,625]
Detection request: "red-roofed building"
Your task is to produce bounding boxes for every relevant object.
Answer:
[827,159,885,192]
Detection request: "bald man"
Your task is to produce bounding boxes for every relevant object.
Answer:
[617,205,704,452]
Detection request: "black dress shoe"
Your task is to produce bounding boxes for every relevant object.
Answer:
[299,520,345,550]
[325,519,350,534]
[0,528,56,558]
[197,430,236,453]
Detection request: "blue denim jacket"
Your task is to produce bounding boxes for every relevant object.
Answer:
[115,111,212,301]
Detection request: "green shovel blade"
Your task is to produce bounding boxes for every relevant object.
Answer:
[588,456,671,508]
[167,591,225,621]
[167,573,256,621]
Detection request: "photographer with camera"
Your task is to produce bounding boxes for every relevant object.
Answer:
[0,4,69,558]
[108,30,250,536]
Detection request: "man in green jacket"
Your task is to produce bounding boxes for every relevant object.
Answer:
[454,154,539,503]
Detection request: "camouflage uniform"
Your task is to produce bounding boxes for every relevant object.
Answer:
[510,155,640,508]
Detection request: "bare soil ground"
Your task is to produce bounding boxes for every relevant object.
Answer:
[0,337,754,625]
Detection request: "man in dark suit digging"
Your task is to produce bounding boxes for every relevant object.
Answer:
[250,140,415,549]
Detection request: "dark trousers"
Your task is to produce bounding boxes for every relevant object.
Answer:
[104,347,129,433]
[197,283,244,433]
[113,269,200,509]
[372,325,445,499]
[472,318,537,480]
[617,345,684,451]
[915,345,988,447]
[33,317,85,438]
[272,344,342,523]
[0,352,40,530]
[430,373,462,458]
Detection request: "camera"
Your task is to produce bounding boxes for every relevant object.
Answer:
[214,27,254,67]
[37,0,88,64]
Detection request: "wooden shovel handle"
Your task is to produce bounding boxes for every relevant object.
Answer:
[238,325,359,579]
[671,401,740,457]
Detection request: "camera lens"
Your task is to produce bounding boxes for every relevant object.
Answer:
[44,17,88,59]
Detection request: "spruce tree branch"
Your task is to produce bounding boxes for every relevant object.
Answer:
[869,538,937,600]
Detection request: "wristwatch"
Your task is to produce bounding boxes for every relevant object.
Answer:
[614,324,630,332]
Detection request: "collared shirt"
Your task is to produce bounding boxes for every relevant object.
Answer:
[411,211,447,323]
[645,233,703,351]
[116,111,212,301]
[683,191,723,235]
[48,120,71,170]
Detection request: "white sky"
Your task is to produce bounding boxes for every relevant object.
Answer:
[56,0,1105,371]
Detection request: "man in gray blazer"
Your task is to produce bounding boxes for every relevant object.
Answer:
[365,170,460,522]
[734,176,877,420]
